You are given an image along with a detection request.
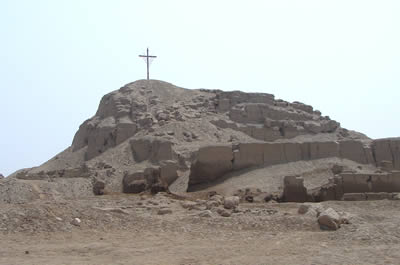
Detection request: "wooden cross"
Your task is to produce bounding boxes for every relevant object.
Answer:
[139,48,157,80]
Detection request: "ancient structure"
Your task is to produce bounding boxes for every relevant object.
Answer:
[2,80,400,203]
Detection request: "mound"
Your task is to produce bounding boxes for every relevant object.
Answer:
[3,80,400,203]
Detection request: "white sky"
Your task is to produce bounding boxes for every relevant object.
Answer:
[0,0,399,176]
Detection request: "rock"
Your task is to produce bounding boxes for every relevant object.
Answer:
[245,195,254,203]
[93,180,105,195]
[232,207,241,213]
[96,162,112,169]
[209,194,224,204]
[148,200,159,206]
[71,218,81,226]
[198,210,213,218]
[156,112,169,121]
[0,174,4,179]
[263,193,273,202]
[205,200,220,209]
[318,208,340,230]
[224,196,240,209]
[298,203,324,217]
[181,201,199,210]
[217,208,231,217]
[338,211,352,224]
[157,208,172,215]
[234,187,267,203]
[123,166,172,194]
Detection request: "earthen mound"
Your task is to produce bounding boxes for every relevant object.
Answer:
[4,80,400,203]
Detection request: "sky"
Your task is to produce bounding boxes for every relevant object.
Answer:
[0,0,399,176]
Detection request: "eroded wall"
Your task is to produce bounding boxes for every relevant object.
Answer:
[188,138,400,188]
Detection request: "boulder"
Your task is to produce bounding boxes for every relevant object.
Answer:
[71,218,82,226]
[298,203,324,217]
[0,173,4,179]
[209,194,224,205]
[157,208,172,215]
[318,208,341,230]
[217,208,231,217]
[206,200,220,209]
[181,201,199,210]
[224,196,240,209]
[198,210,213,218]
[123,168,165,194]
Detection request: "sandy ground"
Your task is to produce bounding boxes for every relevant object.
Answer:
[1,194,400,265]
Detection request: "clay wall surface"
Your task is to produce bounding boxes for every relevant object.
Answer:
[188,145,233,185]
[189,139,400,188]
[130,137,174,163]
[372,138,400,170]
[283,175,307,202]
[339,171,400,194]
[189,140,377,187]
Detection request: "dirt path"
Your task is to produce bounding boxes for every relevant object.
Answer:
[2,228,399,265]
[1,195,400,265]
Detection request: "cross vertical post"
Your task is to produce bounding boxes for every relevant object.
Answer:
[139,48,157,80]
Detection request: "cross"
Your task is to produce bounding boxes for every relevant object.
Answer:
[139,48,157,80]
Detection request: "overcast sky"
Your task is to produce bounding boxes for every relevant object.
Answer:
[1,0,399,176]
